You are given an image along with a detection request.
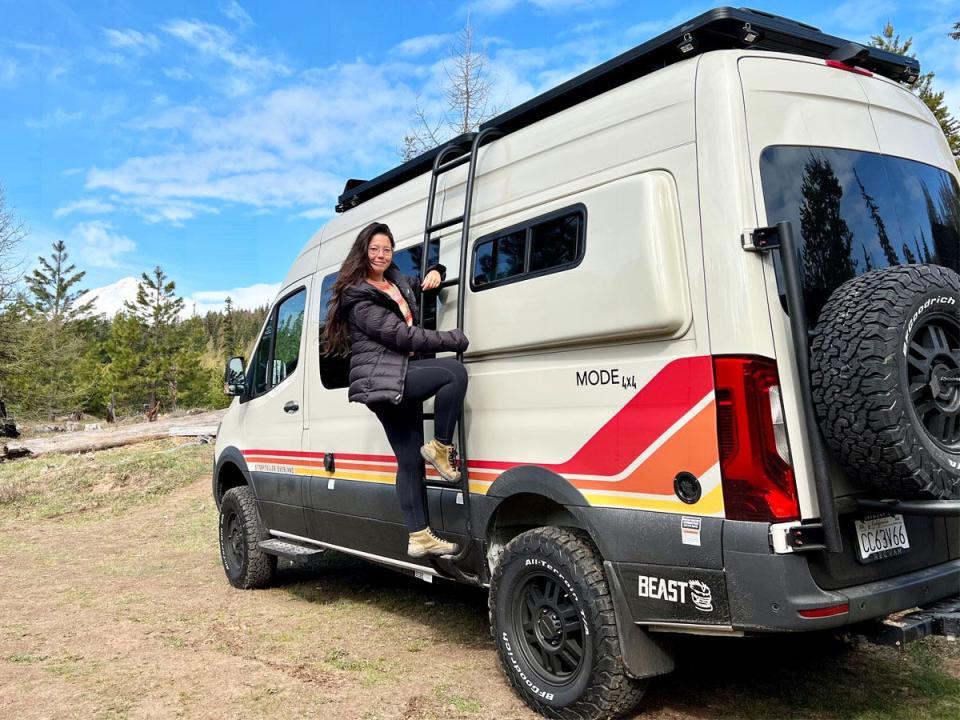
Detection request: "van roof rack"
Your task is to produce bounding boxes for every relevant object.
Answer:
[335,6,920,213]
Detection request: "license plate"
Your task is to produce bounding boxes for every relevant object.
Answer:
[855,514,910,563]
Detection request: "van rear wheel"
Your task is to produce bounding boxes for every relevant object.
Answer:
[219,486,277,589]
[489,527,646,719]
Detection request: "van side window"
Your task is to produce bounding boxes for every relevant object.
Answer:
[252,319,275,395]
[472,206,585,290]
[392,239,440,277]
[319,272,350,389]
[249,287,306,397]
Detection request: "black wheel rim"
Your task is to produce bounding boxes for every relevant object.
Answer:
[511,571,585,684]
[905,311,960,449]
[222,510,245,568]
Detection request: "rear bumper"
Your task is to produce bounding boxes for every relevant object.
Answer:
[724,547,960,632]
[605,517,959,634]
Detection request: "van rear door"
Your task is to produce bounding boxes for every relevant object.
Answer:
[740,55,960,583]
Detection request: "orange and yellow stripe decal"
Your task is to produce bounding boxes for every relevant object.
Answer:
[242,356,723,516]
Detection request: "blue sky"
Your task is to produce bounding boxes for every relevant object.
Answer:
[1,0,959,312]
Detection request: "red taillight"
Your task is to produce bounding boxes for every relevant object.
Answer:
[824,59,873,77]
[713,356,800,523]
[798,603,849,619]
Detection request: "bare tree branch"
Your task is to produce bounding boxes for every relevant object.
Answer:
[400,17,500,159]
[0,185,26,307]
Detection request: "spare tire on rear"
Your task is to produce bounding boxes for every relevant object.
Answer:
[811,264,960,500]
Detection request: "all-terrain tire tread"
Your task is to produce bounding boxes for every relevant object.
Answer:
[221,485,277,589]
[489,526,646,720]
[811,264,960,500]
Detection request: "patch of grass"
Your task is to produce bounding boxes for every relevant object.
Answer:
[0,440,212,522]
[5,653,48,664]
[43,653,102,680]
[324,648,400,687]
[655,634,960,720]
[434,683,482,714]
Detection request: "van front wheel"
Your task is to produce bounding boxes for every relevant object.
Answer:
[218,486,277,589]
[489,527,646,720]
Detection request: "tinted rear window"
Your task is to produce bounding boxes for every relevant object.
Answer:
[759,146,960,322]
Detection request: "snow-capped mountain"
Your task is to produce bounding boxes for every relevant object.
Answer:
[77,277,280,318]
[77,276,142,318]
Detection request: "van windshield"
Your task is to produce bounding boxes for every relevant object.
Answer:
[758,146,960,323]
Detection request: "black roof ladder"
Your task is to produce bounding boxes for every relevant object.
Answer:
[418,126,502,585]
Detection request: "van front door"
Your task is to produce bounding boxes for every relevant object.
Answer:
[241,281,310,536]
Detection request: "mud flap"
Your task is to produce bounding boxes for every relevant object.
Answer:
[604,560,675,679]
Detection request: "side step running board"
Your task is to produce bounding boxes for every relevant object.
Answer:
[258,538,326,560]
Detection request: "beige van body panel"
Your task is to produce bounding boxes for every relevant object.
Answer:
[292,59,724,517]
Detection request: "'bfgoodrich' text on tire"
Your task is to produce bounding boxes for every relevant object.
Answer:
[811,264,960,500]
[489,526,646,720]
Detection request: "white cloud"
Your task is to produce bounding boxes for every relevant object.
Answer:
[186,282,280,314]
[0,56,18,85]
[70,221,136,268]
[298,207,334,220]
[25,108,84,129]
[54,198,117,218]
[468,0,607,15]
[393,33,454,57]
[163,66,193,81]
[221,0,254,28]
[84,62,415,216]
[828,1,899,33]
[161,19,289,80]
[468,0,519,14]
[103,28,160,54]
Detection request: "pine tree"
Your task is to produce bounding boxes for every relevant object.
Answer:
[124,266,185,413]
[799,154,857,295]
[25,240,94,320]
[9,241,94,419]
[105,313,150,414]
[854,169,898,266]
[870,23,960,159]
[220,296,240,357]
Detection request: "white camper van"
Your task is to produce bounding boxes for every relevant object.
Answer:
[213,8,960,719]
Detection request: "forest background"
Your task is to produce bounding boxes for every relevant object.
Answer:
[0,16,958,425]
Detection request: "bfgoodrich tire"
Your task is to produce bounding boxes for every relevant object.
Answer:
[811,264,960,500]
[489,527,646,720]
[218,486,277,589]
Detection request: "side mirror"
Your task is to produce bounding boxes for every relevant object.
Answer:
[224,356,247,397]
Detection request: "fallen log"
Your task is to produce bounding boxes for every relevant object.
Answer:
[0,445,33,462]
[2,409,226,461]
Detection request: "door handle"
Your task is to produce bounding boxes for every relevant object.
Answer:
[283,401,300,414]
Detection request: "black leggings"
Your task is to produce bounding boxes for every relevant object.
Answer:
[372,358,469,532]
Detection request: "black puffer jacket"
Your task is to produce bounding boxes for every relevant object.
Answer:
[341,264,468,405]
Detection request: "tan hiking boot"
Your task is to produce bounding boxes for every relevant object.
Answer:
[420,438,461,483]
[408,528,459,558]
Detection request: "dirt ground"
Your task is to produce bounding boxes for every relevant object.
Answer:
[0,441,957,720]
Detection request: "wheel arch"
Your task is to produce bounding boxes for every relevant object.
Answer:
[483,465,611,577]
[214,446,253,507]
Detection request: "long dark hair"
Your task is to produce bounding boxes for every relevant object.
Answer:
[323,221,395,356]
